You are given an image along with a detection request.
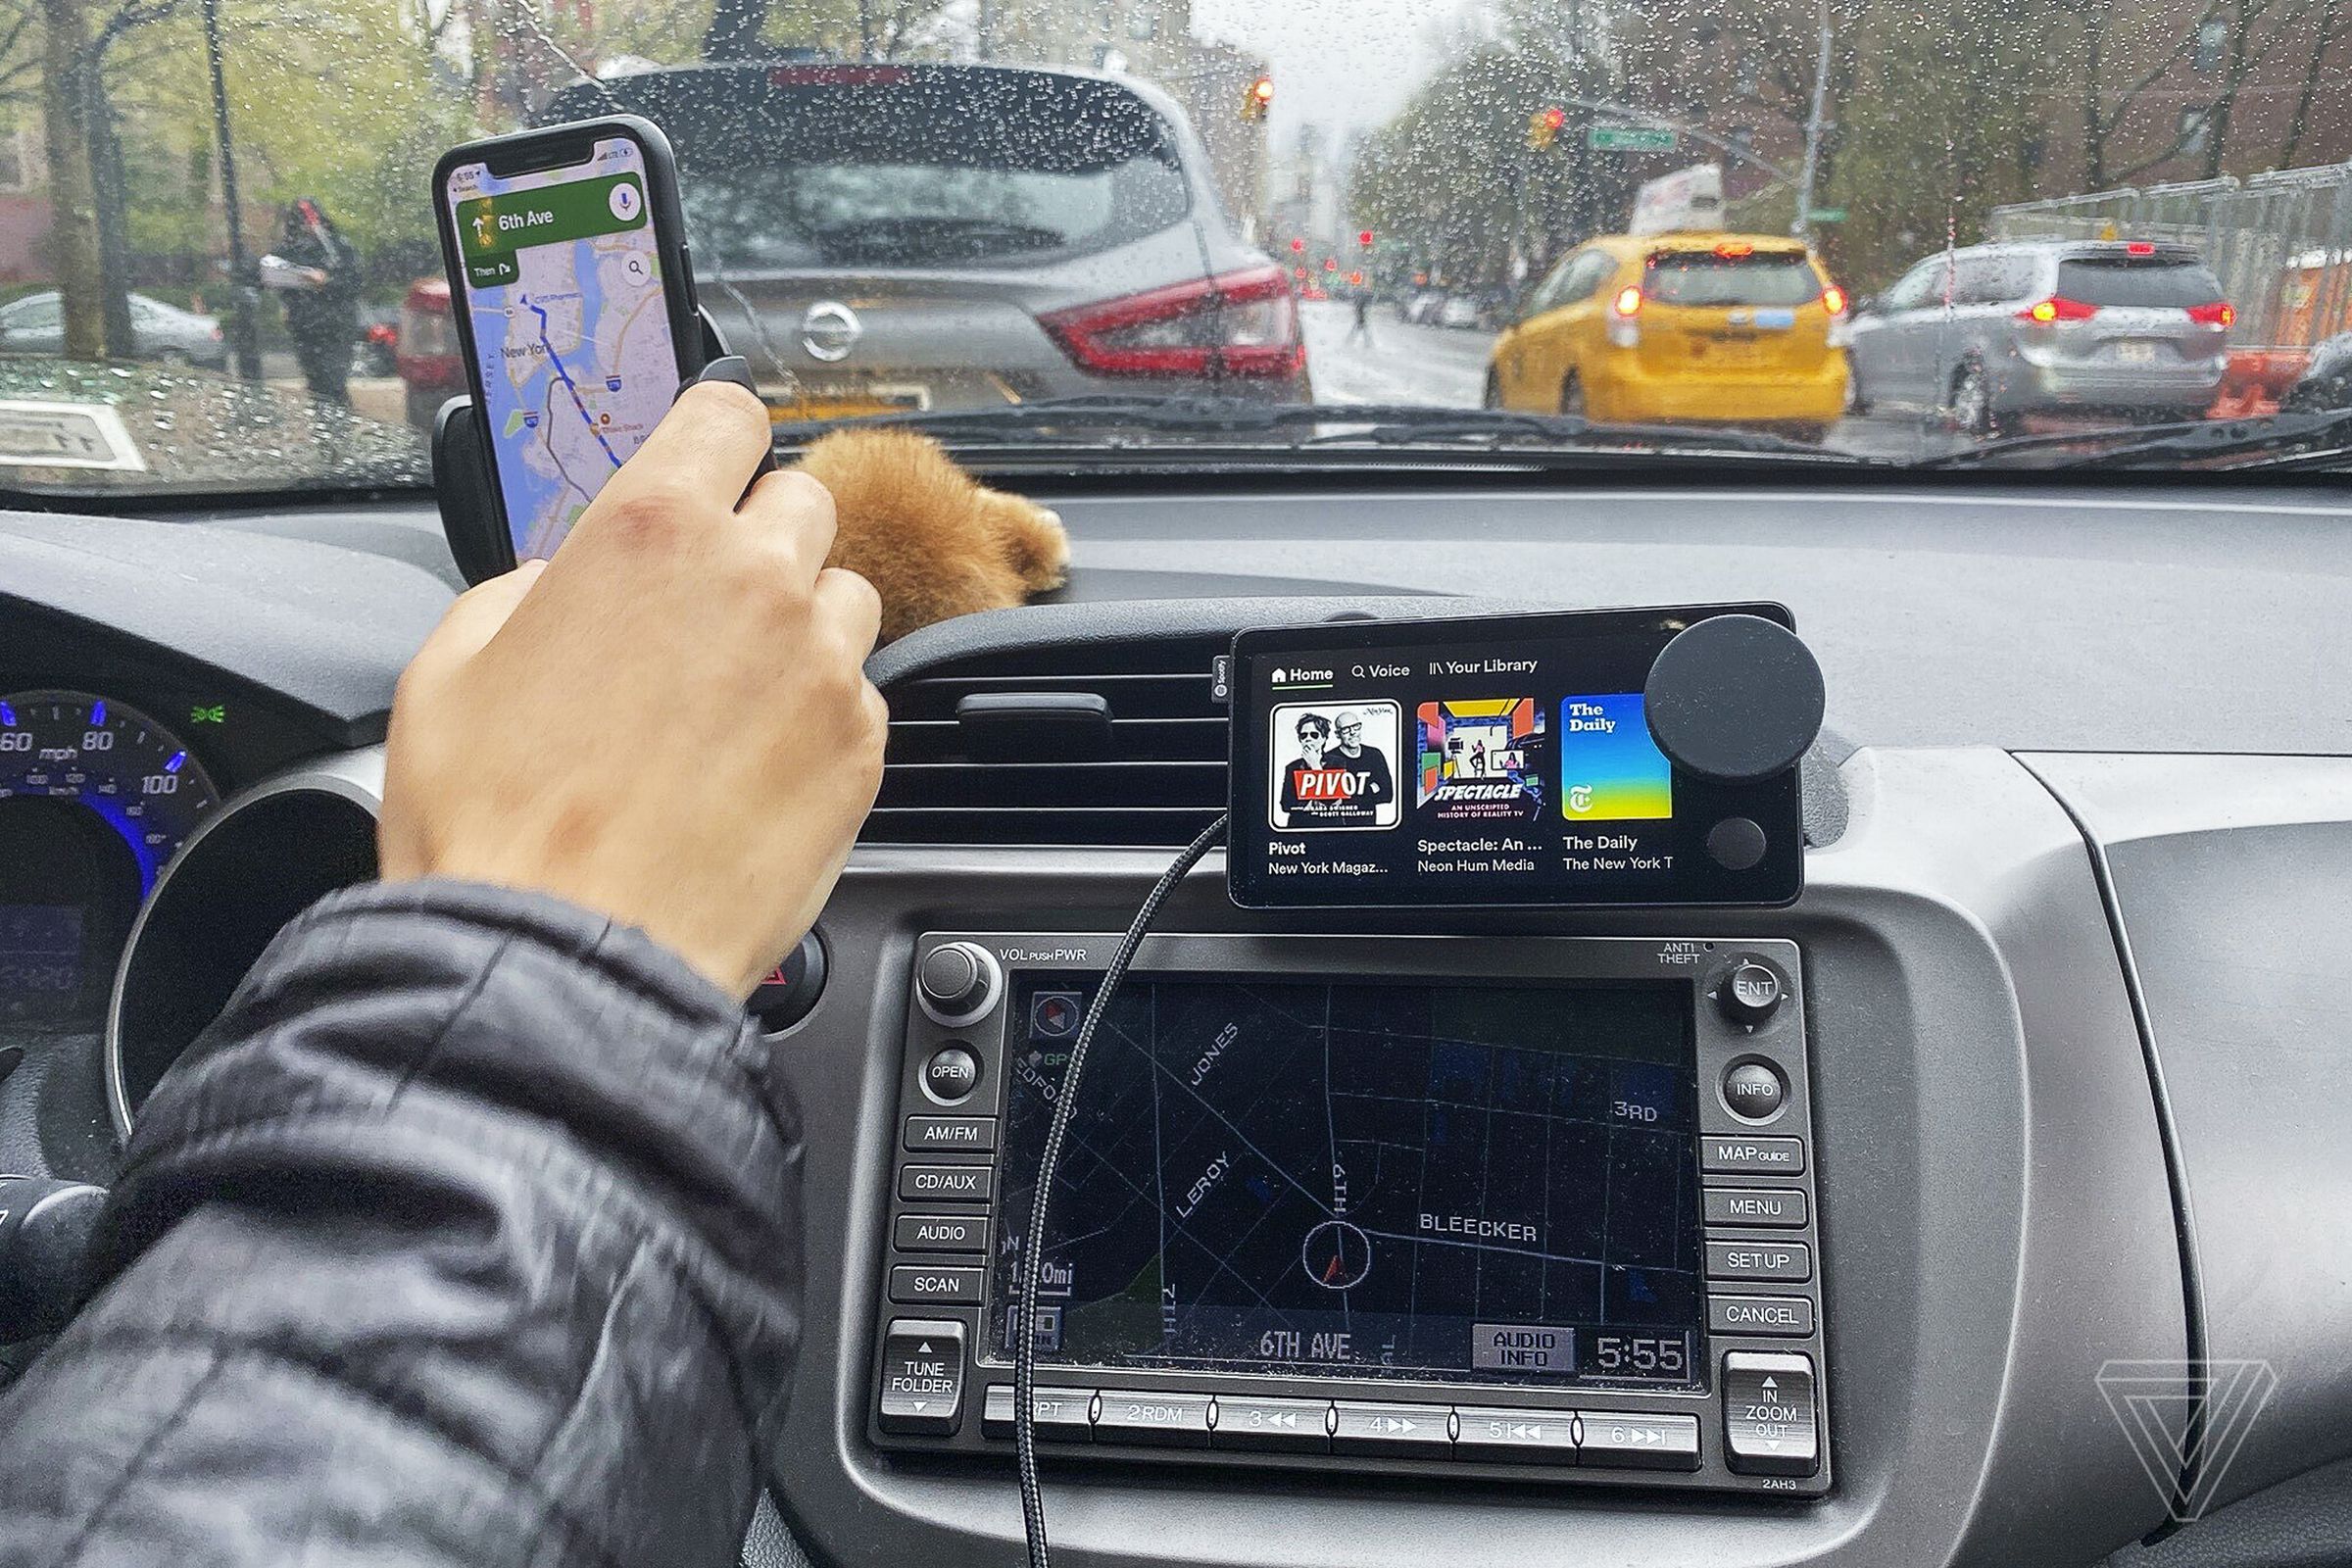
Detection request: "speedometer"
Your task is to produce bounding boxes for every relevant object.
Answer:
[0,691,220,1024]
[0,690,220,892]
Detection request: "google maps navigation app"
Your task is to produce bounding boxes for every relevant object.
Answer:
[448,137,681,559]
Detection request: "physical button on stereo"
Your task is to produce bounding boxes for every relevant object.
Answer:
[1708,1295,1816,1337]
[1723,1350,1820,1477]
[1718,961,1786,1027]
[982,1385,1096,1440]
[1211,1396,1332,1453]
[917,942,1000,1023]
[877,1319,965,1436]
[921,1045,981,1104]
[898,1164,994,1202]
[1094,1391,1213,1447]
[1702,1187,1807,1227]
[1721,1061,1788,1121]
[1706,1239,1813,1283]
[1332,1401,1453,1458]
[905,1115,997,1154]
[894,1213,985,1253]
[1701,1134,1806,1176]
[890,1264,983,1305]
[1576,1411,1701,1471]
[1705,816,1769,872]
[1453,1407,1579,1464]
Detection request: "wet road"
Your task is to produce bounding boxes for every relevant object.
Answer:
[1298,301,1974,461]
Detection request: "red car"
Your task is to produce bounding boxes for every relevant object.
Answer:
[394,276,463,429]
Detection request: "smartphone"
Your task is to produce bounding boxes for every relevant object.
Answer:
[433,116,705,565]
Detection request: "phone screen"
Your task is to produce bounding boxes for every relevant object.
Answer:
[445,134,683,559]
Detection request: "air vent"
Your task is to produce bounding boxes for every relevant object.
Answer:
[865,635,1229,847]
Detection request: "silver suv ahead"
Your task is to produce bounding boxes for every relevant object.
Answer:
[1845,240,2231,435]
[545,63,1306,419]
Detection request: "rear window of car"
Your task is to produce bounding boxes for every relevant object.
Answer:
[1643,251,1823,307]
[2056,259,2227,308]
[555,70,1192,270]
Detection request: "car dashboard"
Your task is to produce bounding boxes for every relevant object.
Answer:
[2,474,2350,1568]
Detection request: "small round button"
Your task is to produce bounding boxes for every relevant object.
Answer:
[1718,960,1785,1027]
[1723,1060,1788,1120]
[923,1045,982,1104]
[917,942,998,1022]
[1706,816,1769,872]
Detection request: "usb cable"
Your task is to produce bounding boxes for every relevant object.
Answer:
[1014,811,1228,1568]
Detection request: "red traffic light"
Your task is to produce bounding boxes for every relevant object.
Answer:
[1323,257,1338,271]
[1290,237,1306,253]
[1541,106,1567,131]
[1250,75,1275,103]
[1357,228,1374,247]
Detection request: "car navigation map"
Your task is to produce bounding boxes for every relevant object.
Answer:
[446,135,683,560]
[988,977,1705,1390]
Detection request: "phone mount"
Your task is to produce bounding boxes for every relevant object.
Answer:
[431,305,743,587]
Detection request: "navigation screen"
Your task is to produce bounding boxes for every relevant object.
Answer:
[987,976,1705,1391]
[1227,608,1804,908]
[446,136,683,560]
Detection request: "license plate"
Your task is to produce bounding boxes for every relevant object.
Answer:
[765,384,929,422]
[1752,309,1796,330]
[2114,340,2159,365]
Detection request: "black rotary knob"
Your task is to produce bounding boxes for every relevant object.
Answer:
[1643,613,1825,784]
[1718,961,1786,1028]
[917,942,999,1022]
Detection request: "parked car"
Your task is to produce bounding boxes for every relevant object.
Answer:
[1485,232,1848,438]
[541,62,1307,418]
[394,276,463,429]
[0,290,227,370]
[1400,289,1446,324]
[1844,239,2231,435]
[2280,330,2352,411]
[1436,294,1486,329]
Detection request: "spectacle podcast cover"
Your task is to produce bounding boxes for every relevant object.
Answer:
[1416,698,1546,820]
[1558,693,1673,821]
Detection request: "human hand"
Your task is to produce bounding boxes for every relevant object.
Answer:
[379,381,886,998]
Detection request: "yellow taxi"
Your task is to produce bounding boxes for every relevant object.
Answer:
[1484,232,1850,437]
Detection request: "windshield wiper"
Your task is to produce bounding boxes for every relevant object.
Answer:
[1918,407,2352,471]
[772,396,1882,464]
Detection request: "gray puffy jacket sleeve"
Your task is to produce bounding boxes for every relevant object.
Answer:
[0,878,804,1568]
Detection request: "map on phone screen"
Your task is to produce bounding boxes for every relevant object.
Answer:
[446,135,682,560]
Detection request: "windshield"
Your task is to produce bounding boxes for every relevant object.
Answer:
[4,0,2351,496]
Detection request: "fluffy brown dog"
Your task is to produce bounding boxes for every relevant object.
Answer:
[793,428,1069,644]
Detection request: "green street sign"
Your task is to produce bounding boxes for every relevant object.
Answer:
[456,172,646,266]
[1807,207,1849,223]
[1589,125,1678,152]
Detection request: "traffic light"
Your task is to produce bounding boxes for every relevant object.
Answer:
[1323,257,1338,271]
[1527,105,1567,151]
[1242,74,1274,122]
[1357,228,1375,248]
[1348,270,1364,286]
[1291,237,1306,254]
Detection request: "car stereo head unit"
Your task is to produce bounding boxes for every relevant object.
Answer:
[1225,605,1821,910]
[872,932,1829,1497]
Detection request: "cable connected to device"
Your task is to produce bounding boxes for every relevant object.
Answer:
[1014,810,1228,1568]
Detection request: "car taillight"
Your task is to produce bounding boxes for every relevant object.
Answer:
[1821,284,1847,316]
[1040,265,1302,378]
[1607,284,1642,347]
[2021,296,2098,324]
[2186,300,2234,327]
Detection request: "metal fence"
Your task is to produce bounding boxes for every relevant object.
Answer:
[1989,162,2352,350]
